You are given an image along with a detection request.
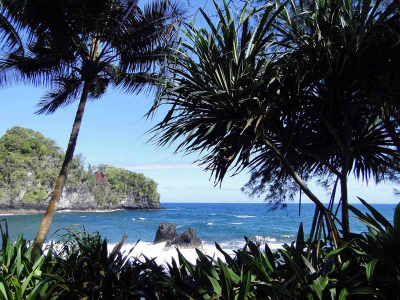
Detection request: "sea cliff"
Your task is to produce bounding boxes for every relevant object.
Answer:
[0,127,161,212]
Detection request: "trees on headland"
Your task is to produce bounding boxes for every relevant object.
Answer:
[149,0,400,243]
[0,0,182,253]
[0,126,160,207]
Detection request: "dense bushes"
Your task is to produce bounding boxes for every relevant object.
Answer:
[0,201,399,299]
[0,223,62,299]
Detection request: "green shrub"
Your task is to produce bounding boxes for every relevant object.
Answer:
[0,221,62,299]
[93,187,106,206]
[265,200,400,300]
[22,187,48,203]
[0,201,399,299]
[53,229,165,299]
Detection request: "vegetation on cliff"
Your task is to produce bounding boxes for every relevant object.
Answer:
[0,126,160,207]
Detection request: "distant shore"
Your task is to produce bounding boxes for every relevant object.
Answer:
[0,207,165,215]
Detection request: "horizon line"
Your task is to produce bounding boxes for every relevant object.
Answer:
[160,202,398,205]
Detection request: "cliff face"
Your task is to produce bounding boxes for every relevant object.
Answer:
[0,183,160,211]
[0,127,161,211]
[57,188,161,210]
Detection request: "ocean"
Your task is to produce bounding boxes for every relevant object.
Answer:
[1,203,397,251]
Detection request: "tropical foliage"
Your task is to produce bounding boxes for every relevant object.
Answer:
[244,0,400,238]
[0,1,399,298]
[0,0,23,56]
[149,0,400,242]
[0,0,181,250]
[0,200,399,299]
[0,222,62,300]
[0,126,160,207]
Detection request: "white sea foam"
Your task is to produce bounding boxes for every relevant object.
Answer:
[139,218,145,221]
[44,239,283,267]
[282,234,294,238]
[109,241,236,266]
[209,213,216,216]
[207,223,214,226]
[253,235,277,243]
[80,216,86,218]
[231,222,242,225]
[57,209,123,213]
[0,214,14,216]
[234,215,256,218]
[132,218,136,221]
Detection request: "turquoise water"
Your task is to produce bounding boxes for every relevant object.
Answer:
[1,203,397,249]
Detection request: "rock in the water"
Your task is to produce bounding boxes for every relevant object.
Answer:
[164,228,202,250]
[154,222,178,244]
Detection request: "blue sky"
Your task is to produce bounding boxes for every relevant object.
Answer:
[1,84,398,204]
[0,1,398,204]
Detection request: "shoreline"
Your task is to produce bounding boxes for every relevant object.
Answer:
[109,240,284,265]
[0,207,165,215]
[42,240,284,266]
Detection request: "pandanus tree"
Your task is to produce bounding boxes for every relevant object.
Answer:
[244,0,400,239]
[149,1,343,249]
[150,0,400,249]
[0,0,182,254]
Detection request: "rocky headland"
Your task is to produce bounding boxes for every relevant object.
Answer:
[0,127,161,213]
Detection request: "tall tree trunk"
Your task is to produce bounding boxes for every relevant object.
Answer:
[264,138,341,246]
[385,119,400,152]
[340,109,351,240]
[340,150,350,240]
[32,82,90,257]
[264,138,325,210]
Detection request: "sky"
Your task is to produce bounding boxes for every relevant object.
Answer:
[0,1,399,204]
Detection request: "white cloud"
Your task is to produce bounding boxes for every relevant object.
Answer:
[122,163,200,171]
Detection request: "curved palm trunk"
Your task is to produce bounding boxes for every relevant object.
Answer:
[32,82,90,257]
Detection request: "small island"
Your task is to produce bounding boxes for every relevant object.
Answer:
[0,127,161,213]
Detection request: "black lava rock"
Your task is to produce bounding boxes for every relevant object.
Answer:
[154,222,179,244]
[164,228,202,250]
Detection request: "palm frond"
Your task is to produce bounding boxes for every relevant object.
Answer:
[0,53,61,87]
[0,12,23,54]
[113,71,160,94]
[149,1,283,185]
[36,75,83,115]
[150,0,400,209]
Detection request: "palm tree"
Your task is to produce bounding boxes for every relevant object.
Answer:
[0,0,182,254]
[0,1,24,61]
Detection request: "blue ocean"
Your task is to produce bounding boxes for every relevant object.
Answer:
[1,203,397,250]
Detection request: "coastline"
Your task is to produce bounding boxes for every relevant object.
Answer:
[0,207,165,215]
